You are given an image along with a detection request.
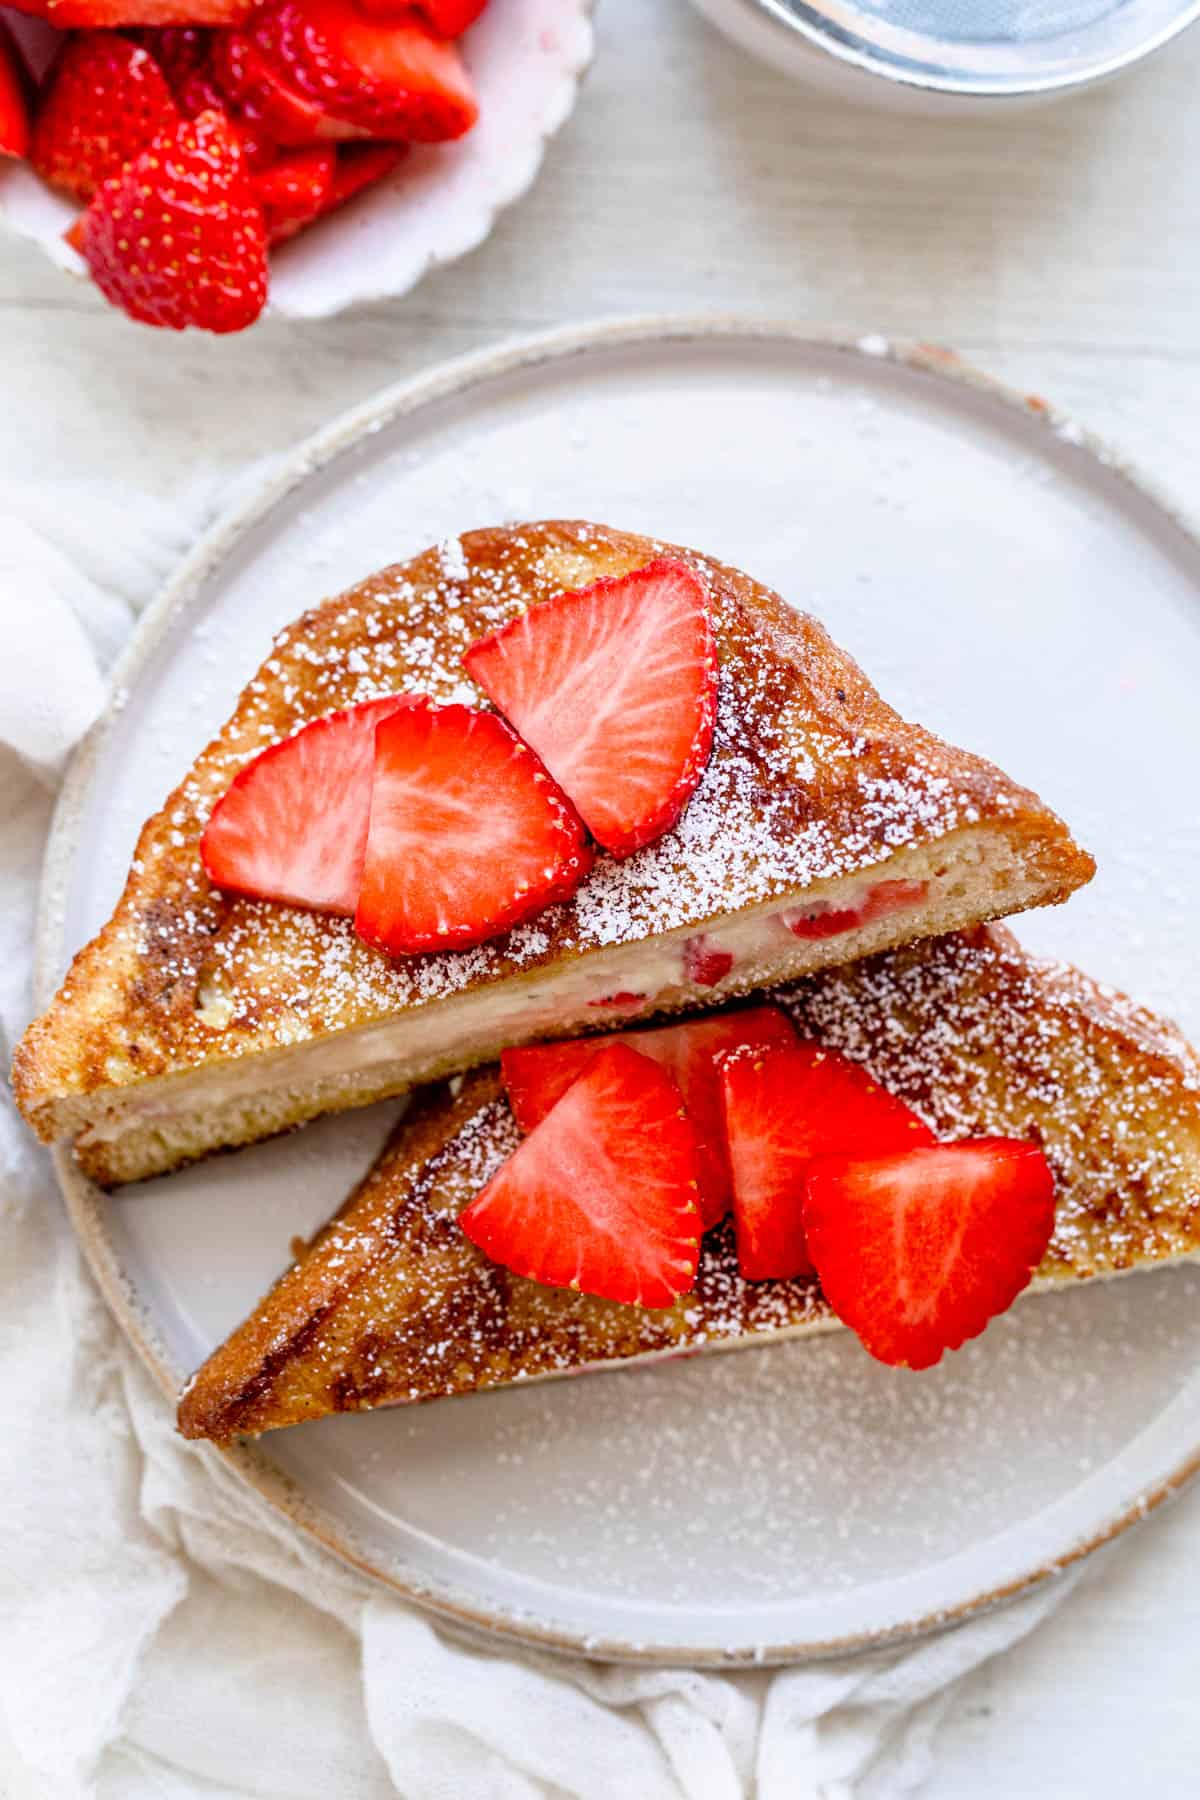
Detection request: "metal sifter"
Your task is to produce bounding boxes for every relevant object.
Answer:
[691,0,1200,103]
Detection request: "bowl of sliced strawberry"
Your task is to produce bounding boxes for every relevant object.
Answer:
[0,0,592,331]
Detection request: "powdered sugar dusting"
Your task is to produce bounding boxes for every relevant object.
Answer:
[206,929,1200,1442]
[780,929,1200,1275]
[385,932,1200,1389]
[438,536,470,584]
[65,526,1055,1077]
[370,1261,1200,1606]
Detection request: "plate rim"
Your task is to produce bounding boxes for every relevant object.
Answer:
[37,313,1200,1666]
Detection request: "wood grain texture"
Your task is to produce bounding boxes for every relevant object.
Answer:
[3,0,1200,1786]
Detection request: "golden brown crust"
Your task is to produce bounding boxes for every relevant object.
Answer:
[178,925,1200,1444]
[14,521,1093,1166]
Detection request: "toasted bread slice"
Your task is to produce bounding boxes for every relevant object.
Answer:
[178,925,1200,1442]
[15,522,1092,1186]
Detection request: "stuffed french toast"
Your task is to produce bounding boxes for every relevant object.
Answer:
[13,522,1093,1187]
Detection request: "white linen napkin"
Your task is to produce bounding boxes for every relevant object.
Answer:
[0,494,1083,1800]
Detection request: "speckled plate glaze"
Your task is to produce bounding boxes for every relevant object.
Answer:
[0,1,593,320]
[40,320,1200,1664]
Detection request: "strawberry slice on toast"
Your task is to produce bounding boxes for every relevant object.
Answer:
[502,1006,797,1229]
[803,1139,1056,1369]
[720,1041,934,1280]
[464,557,719,858]
[461,1043,703,1308]
[355,704,593,956]
[202,694,417,913]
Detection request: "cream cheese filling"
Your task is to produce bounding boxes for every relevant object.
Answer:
[77,874,935,1147]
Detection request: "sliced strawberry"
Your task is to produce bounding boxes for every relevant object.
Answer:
[202,695,415,911]
[464,559,718,859]
[461,1043,703,1308]
[417,0,487,31]
[683,934,733,989]
[326,139,405,205]
[239,0,478,142]
[79,108,269,332]
[357,0,487,29]
[0,20,31,159]
[32,34,180,201]
[803,1140,1057,1369]
[253,144,334,241]
[259,142,405,244]
[8,0,253,27]
[355,704,592,956]
[127,26,232,118]
[212,28,348,144]
[781,878,929,942]
[502,1006,796,1230]
[129,26,212,103]
[231,115,280,169]
[144,29,283,168]
[719,1042,935,1282]
[502,1039,620,1129]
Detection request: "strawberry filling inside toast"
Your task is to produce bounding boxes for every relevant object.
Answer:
[781,879,929,942]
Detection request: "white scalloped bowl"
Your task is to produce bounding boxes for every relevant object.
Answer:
[0,0,593,320]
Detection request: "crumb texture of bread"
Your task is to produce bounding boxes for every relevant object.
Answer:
[177,926,1200,1444]
[15,521,1093,1183]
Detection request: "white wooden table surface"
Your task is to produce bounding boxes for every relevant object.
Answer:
[4,1,1200,1792]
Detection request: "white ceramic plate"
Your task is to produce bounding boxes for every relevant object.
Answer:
[41,319,1200,1664]
[0,1,593,319]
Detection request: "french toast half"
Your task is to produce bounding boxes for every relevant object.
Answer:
[178,925,1200,1442]
[14,522,1093,1186]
